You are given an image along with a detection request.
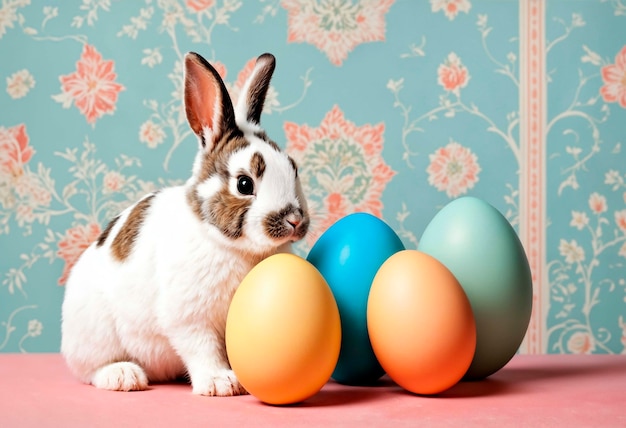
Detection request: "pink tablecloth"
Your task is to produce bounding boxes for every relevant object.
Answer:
[0,354,624,427]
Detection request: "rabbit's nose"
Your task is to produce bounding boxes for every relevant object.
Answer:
[286,209,304,229]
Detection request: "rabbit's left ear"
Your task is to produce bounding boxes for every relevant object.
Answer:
[184,52,237,152]
[235,53,276,128]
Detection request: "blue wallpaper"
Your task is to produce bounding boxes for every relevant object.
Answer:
[1,0,625,354]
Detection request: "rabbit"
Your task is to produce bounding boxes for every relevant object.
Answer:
[61,52,310,396]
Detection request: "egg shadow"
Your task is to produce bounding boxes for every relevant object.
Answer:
[266,375,513,407]
[263,378,400,408]
[434,355,626,398]
[434,377,514,398]
[258,357,626,407]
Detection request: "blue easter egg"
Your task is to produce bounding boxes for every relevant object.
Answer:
[307,213,405,385]
[418,197,533,380]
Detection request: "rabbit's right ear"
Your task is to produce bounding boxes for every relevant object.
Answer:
[184,52,237,151]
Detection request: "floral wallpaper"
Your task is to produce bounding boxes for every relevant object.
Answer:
[1,0,625,355]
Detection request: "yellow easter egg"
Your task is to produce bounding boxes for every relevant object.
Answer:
[225,253,341,405]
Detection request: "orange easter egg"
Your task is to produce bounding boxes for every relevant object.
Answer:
[367,250,476,395]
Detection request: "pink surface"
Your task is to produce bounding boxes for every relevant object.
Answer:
[1,354,625,427]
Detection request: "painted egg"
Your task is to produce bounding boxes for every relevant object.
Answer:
[307,213,405,385]
[367,250,476,395]
[418,197,533,379]
[225,253,341,405]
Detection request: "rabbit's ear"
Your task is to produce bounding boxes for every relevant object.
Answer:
[235,53,276,127]
[184,52,236,151]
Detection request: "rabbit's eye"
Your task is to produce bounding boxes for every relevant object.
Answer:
[237,175,255,196]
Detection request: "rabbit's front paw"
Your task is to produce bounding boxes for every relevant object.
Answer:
[92,362,149,391]
[192,369,248,396]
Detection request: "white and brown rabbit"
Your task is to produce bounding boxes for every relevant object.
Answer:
[61,52,309,396]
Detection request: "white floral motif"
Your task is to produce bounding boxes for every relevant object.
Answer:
[102,171,126,194]
[549,186,626,353]
[139,120,166,148]
[0,305,37,351]
[6,69,35,99]
[619,242,626,259]
[431,0,471,20]
[72,0,112,28]
[570,211,589,230]
[0,0,30,39]
[559,239,585,264]
[141,48,163,68]
[589,192,608,214]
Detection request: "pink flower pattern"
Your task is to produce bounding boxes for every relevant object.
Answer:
[282,0,394,66]
[285,105,394,246]
[431,0,471,20]
[588,192,607,214]
[438,52,470,96]
[427,140,480,198]
[600,46,626,108]
[0,124,34,179]
[615,210,626,233]
[139,120,166,148]
[567,331,596,354]
[185,0,215,13]
[54,44,125,125]
[14,173,52,208]
[6,69,35,99]
[57,223,102,285]
[103,171,125,194]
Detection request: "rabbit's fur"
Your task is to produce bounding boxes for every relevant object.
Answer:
[61,52,309,396]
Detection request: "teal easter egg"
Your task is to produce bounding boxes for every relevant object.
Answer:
[307,213,405,385]
[418,197,532,380]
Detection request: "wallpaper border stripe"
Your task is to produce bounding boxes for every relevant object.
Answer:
[519,0,547,355]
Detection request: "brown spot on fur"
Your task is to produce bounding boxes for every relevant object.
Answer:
[96,215,120,247]
[253,130,281,152]
[187,187,204,222]
[187,185,251,239]
[111,194,156,261]
[196,131,248,184]
[254,130,268,142]
[208,188,252,239]
[187,132,250,224]
[250,152,266,179]
[267,139,281,152]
